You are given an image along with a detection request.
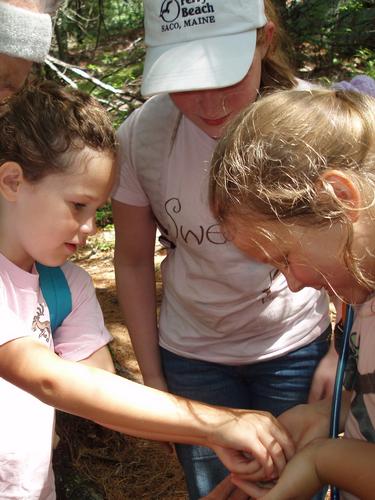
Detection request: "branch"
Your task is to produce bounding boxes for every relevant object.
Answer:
[44,58,78,88]
[46,55,123,94]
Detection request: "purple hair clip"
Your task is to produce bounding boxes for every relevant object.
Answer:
[333,75,375,98]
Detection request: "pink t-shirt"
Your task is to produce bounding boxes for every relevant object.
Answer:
[113,96,329,364]
[342,298,375,500]
[0,253,111,499]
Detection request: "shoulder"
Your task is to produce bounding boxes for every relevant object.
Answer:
[60,261,95,299]
[117,94,179,137]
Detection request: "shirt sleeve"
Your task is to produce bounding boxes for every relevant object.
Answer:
[0,305,30,347]
[52,262,112,362]
[111,109,150,207]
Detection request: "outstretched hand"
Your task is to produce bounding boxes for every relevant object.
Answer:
[230,438,326,499]
[208,409,295,480]
[278,400,331,451]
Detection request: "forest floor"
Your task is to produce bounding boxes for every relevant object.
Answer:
[53,229,188,500]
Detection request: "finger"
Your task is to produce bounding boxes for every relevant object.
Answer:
[234,468,273,483]
[233,456,263,476]
[239,442,274,478]
[260,439,286,478]
[200,475,236,499]
[231,476,271,499]
[227,486,250,500]
[268,425,295,462]
[256,431,291,478]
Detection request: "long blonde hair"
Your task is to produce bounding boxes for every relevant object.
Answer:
[210,89,375,288]
[258,0,297,92]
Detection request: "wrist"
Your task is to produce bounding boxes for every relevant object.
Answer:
[197,404,238,449]
[314,438,341,487]
[307,438,332,487]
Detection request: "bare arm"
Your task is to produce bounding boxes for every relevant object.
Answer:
[228,393,353,496]
[308,337,338,403]
[0,336,294,477]
[231,437,375,500]
[112,200,166,390]
[79,345,115,373]
[279,392,351,451]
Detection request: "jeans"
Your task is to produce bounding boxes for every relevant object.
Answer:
[160,326,331,500]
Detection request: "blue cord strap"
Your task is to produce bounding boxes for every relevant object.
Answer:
[329,305,354,500]
[36,263,72,334]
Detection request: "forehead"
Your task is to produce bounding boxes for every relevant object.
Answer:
[45,147,115,196]
[229,217,301,259]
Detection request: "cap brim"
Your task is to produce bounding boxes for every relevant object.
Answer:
[141,31,256,97]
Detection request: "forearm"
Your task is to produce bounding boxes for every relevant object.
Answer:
[2,338,295,477]
[114,256,163,382]
[112,201,163,383]
[6,344,226,445]
[315,438,375,499]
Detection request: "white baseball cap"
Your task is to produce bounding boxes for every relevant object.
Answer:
[141,0,267,97]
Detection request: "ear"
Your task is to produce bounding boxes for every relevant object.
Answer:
[259,21,275,59]
[319,169,361,221]
[0,162,24,202]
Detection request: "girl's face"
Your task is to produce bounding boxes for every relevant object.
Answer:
[230,217,373,305]
[5,148,115,271]
[169,24,274,139]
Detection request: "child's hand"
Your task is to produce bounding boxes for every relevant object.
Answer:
[200,475,249,499]
[209,409,295,480]
[230,439,326,499]
[278,400,331,451]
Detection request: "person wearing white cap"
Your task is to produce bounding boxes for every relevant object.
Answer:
[0,0,54,99]
[112,1,336,498]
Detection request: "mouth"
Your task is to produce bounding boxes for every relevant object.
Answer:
[200,115,230,127]
[65,243,78,254]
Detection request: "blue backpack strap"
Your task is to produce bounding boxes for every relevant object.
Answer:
[36,263,72,334]
[329,304,354,500]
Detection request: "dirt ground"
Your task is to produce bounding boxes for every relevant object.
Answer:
[53,230,188,499]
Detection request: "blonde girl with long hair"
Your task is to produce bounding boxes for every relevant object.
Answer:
[210,88,375,500]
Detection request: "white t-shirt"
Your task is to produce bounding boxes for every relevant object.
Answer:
[0,252,112,499]
[342,298,375,500]
[113,95,330,364]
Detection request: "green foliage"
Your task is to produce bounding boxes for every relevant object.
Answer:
[104,0,144,32]
[52,0,144,55]
[47,0,146,128]
[96,203,113,228]
[282,0,375,79]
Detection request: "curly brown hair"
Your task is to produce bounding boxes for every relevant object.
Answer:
[0,79,117,182]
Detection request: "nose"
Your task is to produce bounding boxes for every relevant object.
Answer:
[81,216,97,237]
[197,89,226,117]
[282,270,305,293]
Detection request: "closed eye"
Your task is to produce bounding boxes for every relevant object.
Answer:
[73,202,87,210]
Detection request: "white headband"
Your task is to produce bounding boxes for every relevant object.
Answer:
[0,2,52,62]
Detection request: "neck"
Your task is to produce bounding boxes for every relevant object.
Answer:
[0,211,34,272]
